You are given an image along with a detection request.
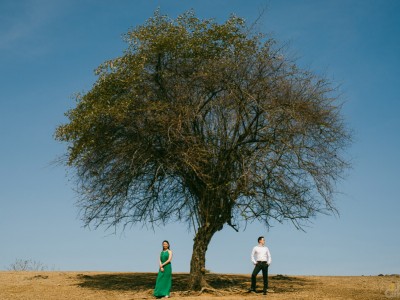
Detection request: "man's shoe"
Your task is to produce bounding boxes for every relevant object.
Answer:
[248,289,256,293]
[263,290,267,295]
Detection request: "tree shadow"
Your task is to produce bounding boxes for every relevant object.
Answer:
[77,273,152,291]
[76,272,313,295]
[76,273,187,292]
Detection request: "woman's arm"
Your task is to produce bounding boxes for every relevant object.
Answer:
[161,250,173,267]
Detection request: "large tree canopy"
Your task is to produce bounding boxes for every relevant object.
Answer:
[55,10,351,290]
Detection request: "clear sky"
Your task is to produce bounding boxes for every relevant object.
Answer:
[1,0,399,276]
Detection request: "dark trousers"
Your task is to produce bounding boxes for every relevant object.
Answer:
[251,261,269,291]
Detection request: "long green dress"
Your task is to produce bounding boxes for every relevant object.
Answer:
[153,250,172,297]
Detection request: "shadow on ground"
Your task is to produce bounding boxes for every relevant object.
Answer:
[270,274,312,293]
[76,273,313,294]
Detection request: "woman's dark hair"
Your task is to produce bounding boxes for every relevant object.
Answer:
[162,240,170,250]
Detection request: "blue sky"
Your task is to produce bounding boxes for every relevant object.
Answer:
[1,0,399,276]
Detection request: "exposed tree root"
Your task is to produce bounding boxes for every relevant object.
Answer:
[199,286,224,295]
[175,287,248,297]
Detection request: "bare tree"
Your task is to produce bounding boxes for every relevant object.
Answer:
[55,10,351,290]
[8,259,48,271]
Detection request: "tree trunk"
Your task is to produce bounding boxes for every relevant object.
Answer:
[188,223,222,290]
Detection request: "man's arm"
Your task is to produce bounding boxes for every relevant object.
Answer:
[266,247,272,265]
[251,246,257,264]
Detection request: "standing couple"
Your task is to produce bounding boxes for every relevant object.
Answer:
[153,236,272,298]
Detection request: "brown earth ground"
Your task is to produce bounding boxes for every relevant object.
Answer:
[0,271,399,300]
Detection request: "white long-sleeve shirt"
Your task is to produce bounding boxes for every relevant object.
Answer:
[251,245,272,265]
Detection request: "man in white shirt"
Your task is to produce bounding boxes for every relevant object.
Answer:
[250,236,272,295]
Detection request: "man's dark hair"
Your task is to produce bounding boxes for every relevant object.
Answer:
[258,236,264,243]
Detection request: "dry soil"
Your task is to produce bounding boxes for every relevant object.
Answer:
[0,271,399,300]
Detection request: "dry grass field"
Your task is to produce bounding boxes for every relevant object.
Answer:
[0,271,399,300]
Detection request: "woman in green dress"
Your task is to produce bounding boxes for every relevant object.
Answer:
[154,240,173,298]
